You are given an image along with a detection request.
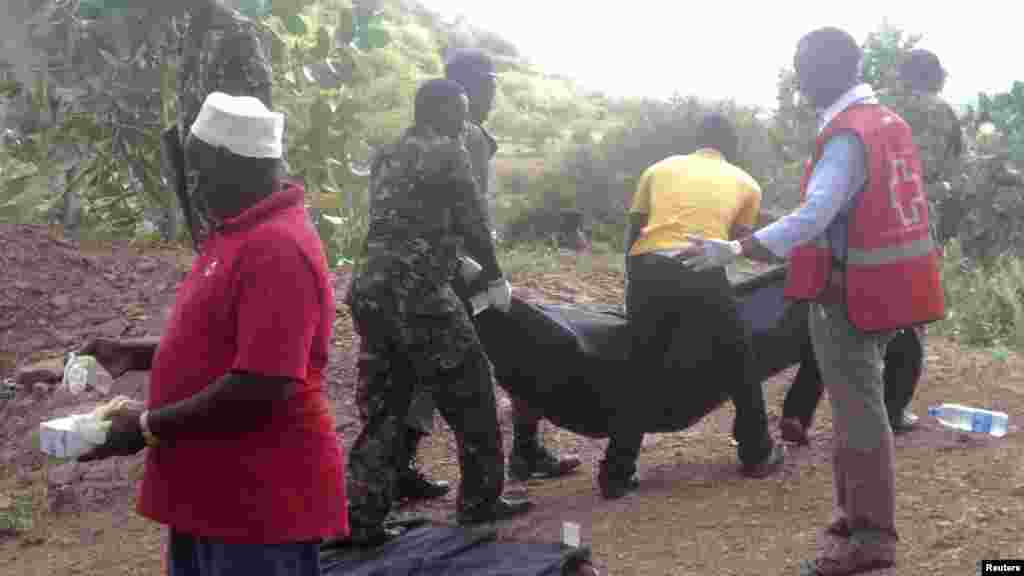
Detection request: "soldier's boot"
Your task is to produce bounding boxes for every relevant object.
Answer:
[344,521,401,548]
[456,496,534,526]
[344,477,402,547]
[508,400,581,481]
[397,428,450,501]
[451,429,533,526]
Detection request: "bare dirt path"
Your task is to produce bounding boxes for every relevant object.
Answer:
[3,227,1023,575]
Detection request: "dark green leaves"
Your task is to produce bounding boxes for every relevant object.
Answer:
[235,0,273,19]
[353,6,389,51]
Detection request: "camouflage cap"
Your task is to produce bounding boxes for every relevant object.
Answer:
[900,49,947,92]
[445,48,499,80]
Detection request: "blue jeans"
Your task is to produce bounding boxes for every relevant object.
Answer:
[167,529,320,576]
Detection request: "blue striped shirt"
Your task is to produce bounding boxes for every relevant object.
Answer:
[754,133,867,261]
[755,84,875,261]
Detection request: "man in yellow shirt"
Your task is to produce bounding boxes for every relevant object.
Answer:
[602,113,783,499]
[629,152,761,256]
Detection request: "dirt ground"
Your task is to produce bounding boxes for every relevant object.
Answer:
[2,223,1024,576]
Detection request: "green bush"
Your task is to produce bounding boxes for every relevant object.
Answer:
[501,95,780,247]
[500,168,577,245]
[588,217,626,253]
[933,240,1024,350]
[0,493,35,535]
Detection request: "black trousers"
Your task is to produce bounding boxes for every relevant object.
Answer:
[614,253,774,474]
[780,341,824,429]
[781,328,922,429]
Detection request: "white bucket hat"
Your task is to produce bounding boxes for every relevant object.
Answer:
[189,92,285,159]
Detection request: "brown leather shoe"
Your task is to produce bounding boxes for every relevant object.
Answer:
[780,417,810,445]
[798,535,895,575]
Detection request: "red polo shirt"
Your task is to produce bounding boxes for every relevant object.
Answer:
[137,182,348,544]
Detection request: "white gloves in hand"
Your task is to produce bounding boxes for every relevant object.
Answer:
[468,292,490,316]
[459,256,483,282]
[486,278,512,313]
[680,236,742,272]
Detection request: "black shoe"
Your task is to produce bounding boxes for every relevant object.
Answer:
[891,410,919,435]
[740,443,785,478]
[397,467,450,501]
[340,524,401,548]
[509,444,582,481]
[457,496,534,525]
[597,460,639,500]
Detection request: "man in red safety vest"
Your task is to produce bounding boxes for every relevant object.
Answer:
[679,27,944,576]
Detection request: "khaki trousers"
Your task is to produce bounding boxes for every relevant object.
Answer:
[808,302,898,542]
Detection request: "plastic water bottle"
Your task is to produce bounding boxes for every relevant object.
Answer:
[927,403,1009,437]
[62,352,89,394]
[62,353,113,395]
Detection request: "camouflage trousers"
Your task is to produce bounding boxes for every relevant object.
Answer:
[347,289,505,532]
[402,372,548,452]
[926,181,959,252]
[405,372,441,435]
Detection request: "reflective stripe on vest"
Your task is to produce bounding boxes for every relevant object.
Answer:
[846,235,935,267]
[784,103,945,332]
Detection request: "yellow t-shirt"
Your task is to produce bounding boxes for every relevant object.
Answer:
[628,148,762,256]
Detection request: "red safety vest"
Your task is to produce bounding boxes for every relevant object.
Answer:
[783,103,945,333]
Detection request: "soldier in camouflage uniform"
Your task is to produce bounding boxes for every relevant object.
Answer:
[345,79,533,541]
[881,49,963,249]
[444,49,582,481]
[361,50,581,505]
[878,49,963,433]
[174,0,273,241]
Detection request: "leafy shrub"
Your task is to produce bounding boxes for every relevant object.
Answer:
[932,241,1024,350]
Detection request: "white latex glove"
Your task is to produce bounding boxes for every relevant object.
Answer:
[459,256,483,282]
[486,278,512,313]
[468,292,490,316]
[69,413,113,447]
[680,235,741,272]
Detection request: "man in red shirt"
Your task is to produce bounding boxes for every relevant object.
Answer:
[78,91,346,575]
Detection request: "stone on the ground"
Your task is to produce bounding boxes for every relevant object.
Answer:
[15,357,65,389]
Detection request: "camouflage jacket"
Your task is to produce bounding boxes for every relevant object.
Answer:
[176,6,273,142]
[881,89,963,184]
[465,122,498,199]
[462,120,499,248]
[350,125,498,314]
[175,5,273,235]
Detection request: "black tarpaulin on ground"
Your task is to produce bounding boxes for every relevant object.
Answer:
[320,522,590,576]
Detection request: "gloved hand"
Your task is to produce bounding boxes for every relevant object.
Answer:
[459,256,483,282]
[486,278,512,313]
[679,235,741,272]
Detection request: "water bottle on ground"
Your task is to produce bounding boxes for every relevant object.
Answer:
[927,403,1009,437]
[62,352,114,395]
